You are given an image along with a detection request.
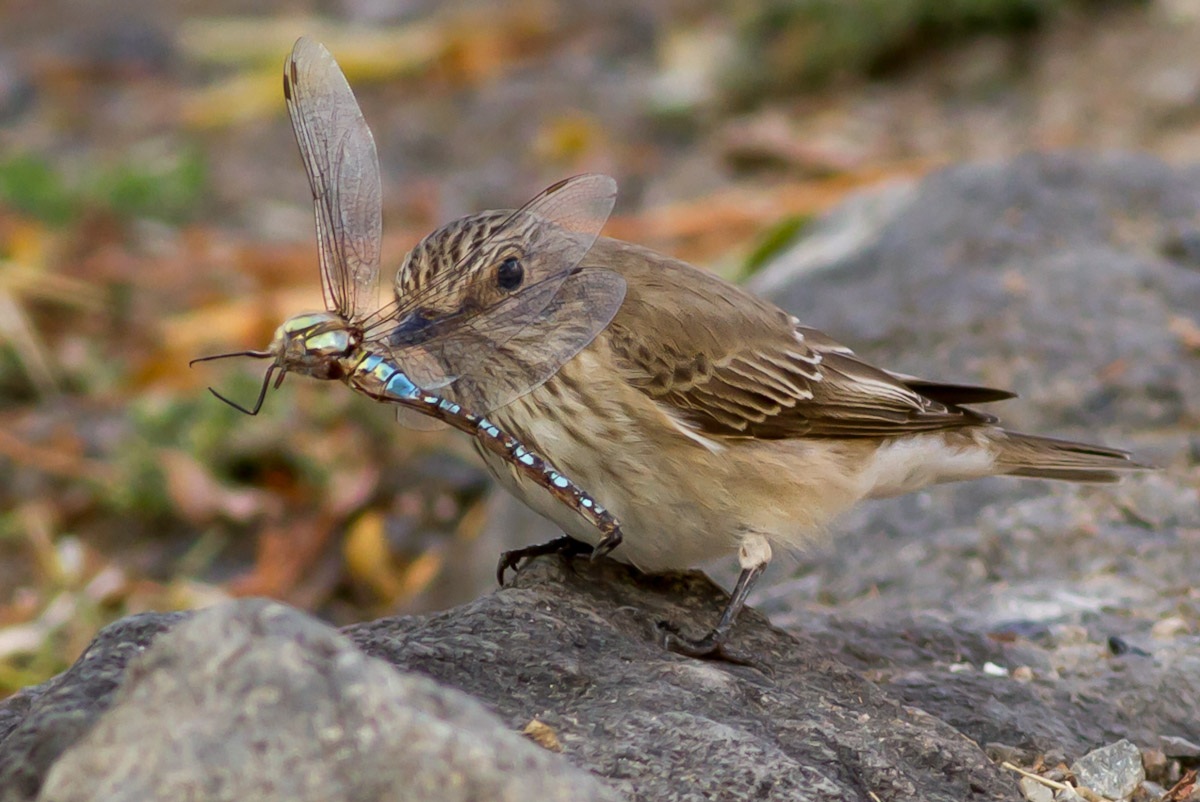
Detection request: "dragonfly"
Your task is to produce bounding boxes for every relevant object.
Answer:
[192,37,628,572]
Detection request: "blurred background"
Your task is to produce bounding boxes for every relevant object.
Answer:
[1,0,1197,695]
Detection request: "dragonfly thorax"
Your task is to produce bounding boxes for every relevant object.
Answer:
[273,311,361,380]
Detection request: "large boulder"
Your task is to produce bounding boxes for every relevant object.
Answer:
[2,568,1015,802]
[1,599,619,802]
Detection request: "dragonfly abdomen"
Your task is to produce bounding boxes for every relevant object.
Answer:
[349,350,623,553]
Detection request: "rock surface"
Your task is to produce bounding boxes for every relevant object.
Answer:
[3,599,619,802]
[2,565,1017,802]
[3,152,1199,800]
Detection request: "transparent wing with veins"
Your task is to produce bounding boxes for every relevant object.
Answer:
[284,37,382,322]
[371,175,625,427]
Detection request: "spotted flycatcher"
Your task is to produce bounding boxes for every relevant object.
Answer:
[393,174,1146,660]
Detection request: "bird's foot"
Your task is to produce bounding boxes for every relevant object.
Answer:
[657,621,762,669]
[496,536,592,586]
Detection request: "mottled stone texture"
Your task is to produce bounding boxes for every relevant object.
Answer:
[5,599,619,802]
[2,565,1016,802]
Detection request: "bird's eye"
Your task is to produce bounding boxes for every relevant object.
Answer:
[496,257,524,291]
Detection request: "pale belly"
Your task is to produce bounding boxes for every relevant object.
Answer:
[475,429,744,571]
[471,354,873,573]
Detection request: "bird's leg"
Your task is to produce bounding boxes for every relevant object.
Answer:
[660,535,771,665]
[497,535,593,585]
[660,563,765,664]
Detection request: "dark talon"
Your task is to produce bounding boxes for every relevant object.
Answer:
[589,526,622,562]
[653,561,770,669]
[658,622,762,668]
[496,535,591,585]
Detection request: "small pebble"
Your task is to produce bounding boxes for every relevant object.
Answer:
[1018,776,1054,802]
[1044,767,1068,783]
[1070,739,1145,801]
[1138,779,1167,798]
[985,742,1036,764]
[1151,616,1189,638]
[1050,625,1089,647]
[1159,734,1200,758]
[1012,665,1034,682]
[1106,636,1150,657]
[1141,747,1168,782]
[982,661,1008,677]
[1043,750,1068,768]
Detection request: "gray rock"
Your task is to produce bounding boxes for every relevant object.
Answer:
[1138,781,1168,799]
[1017,776,1054,802]
[0,565,1018,802]
[1052,790,1085,802]
[1069,739,1144,800]
[0,612,188,802]
[26,600,618,802]
[1159,734,1200,759]
[348,558,1018,801]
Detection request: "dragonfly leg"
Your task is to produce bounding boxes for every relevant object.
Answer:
[496,535,592,586]
[658,562,766,668]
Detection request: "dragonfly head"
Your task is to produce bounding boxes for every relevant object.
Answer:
[273,311,360,378]
[190,311,360,415]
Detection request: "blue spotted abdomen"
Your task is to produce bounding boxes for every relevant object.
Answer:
[348,349,621,548]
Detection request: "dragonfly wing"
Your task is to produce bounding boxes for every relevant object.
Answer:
[513,174,617,269]
[284,37,382,321]
[384,267,626,419]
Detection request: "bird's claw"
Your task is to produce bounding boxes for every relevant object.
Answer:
[656,620,763,669]
[589,528,621,562]
[496,536,591,586]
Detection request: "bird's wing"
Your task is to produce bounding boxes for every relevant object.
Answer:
[597,240,1011,440]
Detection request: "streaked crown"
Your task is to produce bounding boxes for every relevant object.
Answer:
[394,209,537,317]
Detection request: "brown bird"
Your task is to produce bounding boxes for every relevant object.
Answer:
[393,174,1147,661]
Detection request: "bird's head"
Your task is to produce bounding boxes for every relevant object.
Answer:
[391,208,546,344]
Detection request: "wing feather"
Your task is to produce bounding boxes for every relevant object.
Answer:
[593,238,1011,440]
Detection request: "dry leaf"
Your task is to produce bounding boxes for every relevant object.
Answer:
[522,718,563,752]
[344,510,401,601]
[161,449,277,524]
[228,518,335,599]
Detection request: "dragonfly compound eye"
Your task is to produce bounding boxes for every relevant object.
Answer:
[305,329,352,356]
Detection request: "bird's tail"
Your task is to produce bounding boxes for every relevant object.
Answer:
[993,431,1151,484]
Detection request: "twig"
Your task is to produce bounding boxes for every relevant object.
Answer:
[1000,761,1073,792]
[999,762,1116,802]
